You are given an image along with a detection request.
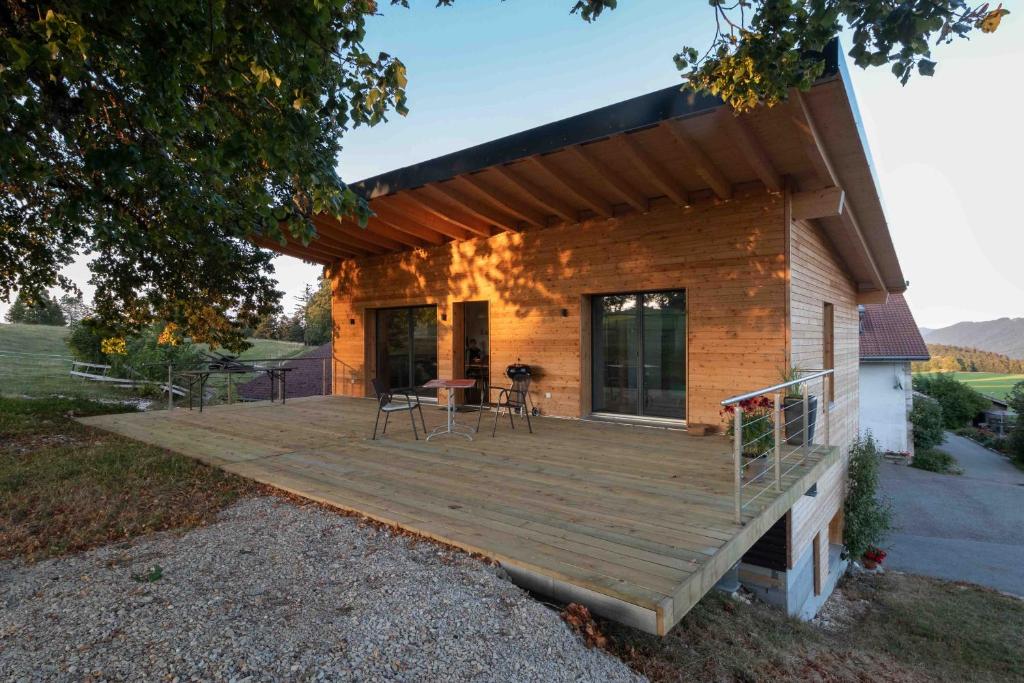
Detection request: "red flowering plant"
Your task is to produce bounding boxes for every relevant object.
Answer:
[863,546,887,564]
[722,395,776,458]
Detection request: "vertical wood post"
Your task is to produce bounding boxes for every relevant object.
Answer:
[733,406,743,524]
[801,382,810,458]
[773,392,782,491]
[823,374,831,447]
[167,363,174,411]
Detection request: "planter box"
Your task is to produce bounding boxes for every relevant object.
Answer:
[783,395,818,445]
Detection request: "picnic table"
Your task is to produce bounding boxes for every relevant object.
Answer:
[422,378,477,441]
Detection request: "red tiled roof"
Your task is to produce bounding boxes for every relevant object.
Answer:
[860,293,930,360]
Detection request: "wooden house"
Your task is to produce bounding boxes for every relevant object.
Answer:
[85,42,908,635]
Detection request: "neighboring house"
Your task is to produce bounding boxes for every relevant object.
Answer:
[859,293,929,455]
[247,41,906,629]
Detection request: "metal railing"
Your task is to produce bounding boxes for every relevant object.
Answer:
[720,369,834,524]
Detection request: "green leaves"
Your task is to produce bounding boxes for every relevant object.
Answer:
[1,0,407,350]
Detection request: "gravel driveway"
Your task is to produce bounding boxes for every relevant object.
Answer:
[879,433,1024,596]
[0,497,643,682]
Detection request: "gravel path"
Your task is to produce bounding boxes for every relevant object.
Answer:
[0,497,643,682]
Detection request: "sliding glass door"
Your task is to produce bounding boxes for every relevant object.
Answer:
[592,290,686,419]
[376,306,438,396]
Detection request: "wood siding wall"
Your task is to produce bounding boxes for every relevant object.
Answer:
[787,217,859,562]
[330,190,788,425]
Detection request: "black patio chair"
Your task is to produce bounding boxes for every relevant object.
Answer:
[479,376,534,437]
[371,378,428,440]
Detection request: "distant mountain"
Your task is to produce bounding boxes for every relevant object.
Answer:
[921,318,1024,360]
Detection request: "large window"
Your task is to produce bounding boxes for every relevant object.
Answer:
[592,290,687,419]
[376,306,438,396]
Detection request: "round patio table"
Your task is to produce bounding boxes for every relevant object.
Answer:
[421,378,477,441]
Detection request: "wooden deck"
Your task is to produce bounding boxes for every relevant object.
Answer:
[80,395,837,635]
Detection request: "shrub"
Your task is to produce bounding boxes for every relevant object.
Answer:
[844,435,893,560]
[913,373,989,429]
[66,320,203,387]
[911,448,960,474]
[955,426,1010,454]
[1007,382,1024,467]
[910,395,945,451]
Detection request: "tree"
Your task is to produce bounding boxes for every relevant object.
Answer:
[2,1,407,350]
[3,2,1008,348]
[914,373,990,428]
[302,278,333,346]
[571,0,1010,112]
[4,289,66,326]
[58,292,90,326]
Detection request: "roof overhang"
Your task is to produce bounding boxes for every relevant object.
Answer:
[860,355,930,362]
[265,40,905,299]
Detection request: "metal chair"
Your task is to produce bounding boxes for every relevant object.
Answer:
[479,376,534,437]
[371,378,427,440]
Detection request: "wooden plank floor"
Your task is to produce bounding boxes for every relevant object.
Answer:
[80,395,837,635]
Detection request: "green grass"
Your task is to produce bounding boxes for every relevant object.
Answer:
[914,371,1024,401]
[604,572,1024,682]
[0,322,312,402]
[0,395,255,560]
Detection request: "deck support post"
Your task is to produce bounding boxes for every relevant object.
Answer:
[822,375,831,447]
[773,392,782,491]
[167,363,174,411]
[733,406,743,523]
[801,383,810,458]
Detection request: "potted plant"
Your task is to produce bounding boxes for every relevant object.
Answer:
[862,546,887,570]
[781,366,817,445]
[722,396,776,480]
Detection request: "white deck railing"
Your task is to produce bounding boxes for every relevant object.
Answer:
[720,369,834,523]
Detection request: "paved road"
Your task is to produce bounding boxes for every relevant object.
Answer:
[879,433,1024,596]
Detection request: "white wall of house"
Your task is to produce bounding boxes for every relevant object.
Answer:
[859,361,913,454]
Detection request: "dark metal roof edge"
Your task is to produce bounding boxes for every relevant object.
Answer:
[859,355,930,362]
[352,41,842,199]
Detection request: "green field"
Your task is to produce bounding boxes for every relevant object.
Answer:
[0,323,311,402]
[915,371,1024,400]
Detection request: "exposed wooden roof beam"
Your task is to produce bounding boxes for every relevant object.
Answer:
[789,89,839,188]
[567,145,648,213]
[312,215,400,253]
[363,217,431,249]
[455,174,547,227]
[370,202,450,246]
[527,155,614,218]
[378,195,474,241]
[660,121,733,200]
[612,133,689,206]
[425,182,518,232]
[251,234,338,265]
[490,165,578,223]
[719,111,783,192]
[792,187,845,221]
[391,192,488,239]
[840,204,887,297]
[409,186,498,237]
[300,227,376,258]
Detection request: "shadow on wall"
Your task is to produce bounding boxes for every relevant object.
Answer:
[328,191,788,421]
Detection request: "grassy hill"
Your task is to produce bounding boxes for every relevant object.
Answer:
[942,372,1024,401]
[0,323,311,400]
[921,317,1024,360]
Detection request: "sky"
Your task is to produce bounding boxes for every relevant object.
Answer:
[5,1,1021,329]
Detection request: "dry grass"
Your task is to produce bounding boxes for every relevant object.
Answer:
[0,396,256,561]
[602,571,1024,682]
